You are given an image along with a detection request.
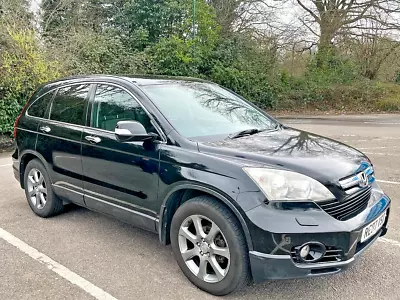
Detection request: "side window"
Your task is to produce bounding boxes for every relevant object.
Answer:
[27,91,54,118]
[91,84,155,133]
[50,84,91,125]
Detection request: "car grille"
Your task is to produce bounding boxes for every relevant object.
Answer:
[338,166,374,195]
[318,186,372,221]
[290,246,343,264]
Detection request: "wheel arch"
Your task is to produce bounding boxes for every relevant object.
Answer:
[158,183,253,251]
[19,150,50,189]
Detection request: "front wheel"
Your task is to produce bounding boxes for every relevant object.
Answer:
[170,196,251,296]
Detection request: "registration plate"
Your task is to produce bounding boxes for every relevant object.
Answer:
[360,211,387,243]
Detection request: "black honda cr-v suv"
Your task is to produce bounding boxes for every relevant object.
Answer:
[13,75,390,295]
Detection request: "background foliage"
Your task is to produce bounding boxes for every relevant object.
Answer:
[1,0,400,135]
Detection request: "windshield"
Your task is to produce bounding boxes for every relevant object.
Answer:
[139,81,277,139]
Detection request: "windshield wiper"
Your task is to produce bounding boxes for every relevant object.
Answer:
[228,124,281,139]
[228,128,264,139]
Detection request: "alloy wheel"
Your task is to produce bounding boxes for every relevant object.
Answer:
[26,168,47,210]
[178,214,230,283]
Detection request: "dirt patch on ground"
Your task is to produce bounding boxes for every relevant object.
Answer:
[0,135,14,153]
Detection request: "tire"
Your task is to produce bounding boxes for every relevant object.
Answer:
[23,159,64,218]
[170,195,251,296]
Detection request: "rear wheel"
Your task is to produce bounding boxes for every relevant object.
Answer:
[170,196,251,295]
[24,159,64,217]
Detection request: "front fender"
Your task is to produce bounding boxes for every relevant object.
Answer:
[158,144,264,251]
[158,182,254,251]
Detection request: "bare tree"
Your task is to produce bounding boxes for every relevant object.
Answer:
[208,0,280,35]
[338,17,400,79]
[293,0,400,52]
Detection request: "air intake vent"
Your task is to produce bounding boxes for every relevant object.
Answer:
[318,186,372,221]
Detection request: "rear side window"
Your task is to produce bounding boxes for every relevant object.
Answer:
[27,91,54,118]
[50,84,91,125]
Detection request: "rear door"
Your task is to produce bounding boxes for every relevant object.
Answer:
[81,83,162,232]
[36,83,93,205]
[17,89,55,160]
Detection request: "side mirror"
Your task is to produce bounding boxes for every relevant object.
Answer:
[115,121,157,142]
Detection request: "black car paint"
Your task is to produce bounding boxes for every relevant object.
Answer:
[13,75,390,282]
[198,127,369,200]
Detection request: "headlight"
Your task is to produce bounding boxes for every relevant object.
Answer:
[243,168,335,201]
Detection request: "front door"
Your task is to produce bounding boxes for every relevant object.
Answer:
[81,84,161,232]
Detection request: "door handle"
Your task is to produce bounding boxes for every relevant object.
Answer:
[85,136,102,144]
[39,126,51,133]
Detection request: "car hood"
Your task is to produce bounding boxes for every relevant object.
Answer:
[197,127,369,185]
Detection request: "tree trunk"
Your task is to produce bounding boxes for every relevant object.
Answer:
[317,24,335,67]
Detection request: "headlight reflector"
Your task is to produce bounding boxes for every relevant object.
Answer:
[243,168,335,201]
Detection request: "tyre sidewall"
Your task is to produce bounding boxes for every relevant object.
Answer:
[170,199,248,295]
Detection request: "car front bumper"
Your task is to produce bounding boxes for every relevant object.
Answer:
[242,187,391,283]
[249,226,387,282]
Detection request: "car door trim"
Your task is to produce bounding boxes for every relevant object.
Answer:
[36,131,82,144]
[84,194,158,232]
[84,188,157,216]
[80,136,161,161]
[52,183,85,206]
[17,127,38,134]
[85,194,157,221]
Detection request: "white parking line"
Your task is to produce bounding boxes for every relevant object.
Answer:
[379,237,400,248]
[343,140,370,142]
[364,122,400,125]
[358,146,400,150]
[343,137,400,143]
[377,179,400,185]
[0,227,118,300]
[0,164,12,167]
[363,152,400,157]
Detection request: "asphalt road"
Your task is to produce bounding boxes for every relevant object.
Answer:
[1,114,400,300]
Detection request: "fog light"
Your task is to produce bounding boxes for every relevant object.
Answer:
[294,242,326,263]
[299,245,310,258]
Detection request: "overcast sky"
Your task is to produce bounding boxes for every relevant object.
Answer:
[30,0,40,15]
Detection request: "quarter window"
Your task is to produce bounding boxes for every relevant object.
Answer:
[50,84,91,125]
[27,91,55,118]
[91,84,155,133]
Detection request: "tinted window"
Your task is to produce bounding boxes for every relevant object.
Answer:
[50,84,91,125]
[139,81,277,138]
[27,91,54,118]
[91,84,155,133]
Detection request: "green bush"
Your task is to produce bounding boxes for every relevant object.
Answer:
[307,51,361,85]
[2,0,399,138]
[394,71,400,84]
[48,28,144,75]
[377,97,400,111]
[270,53,387,112]
[210,64,276,108]
[374,83,400,111]
[0,27,61,134]
[273,78,400,112]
